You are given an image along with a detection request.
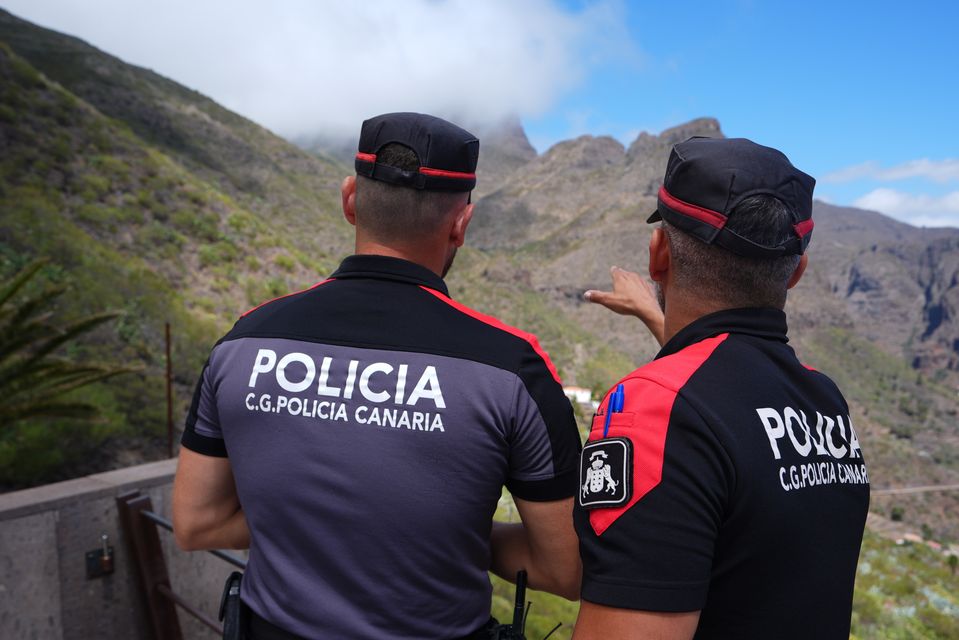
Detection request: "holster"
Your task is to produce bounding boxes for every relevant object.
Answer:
[490,624,526,640]
[219,571,247,640]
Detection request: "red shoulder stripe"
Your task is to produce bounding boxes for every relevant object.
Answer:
[240,279,334,318]
[589,333,729,536]
[419,286,562,384]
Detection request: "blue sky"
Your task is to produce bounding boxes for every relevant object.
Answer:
[523,1,959,227]
[5,0,958,226]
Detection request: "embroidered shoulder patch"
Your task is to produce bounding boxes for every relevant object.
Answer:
[579,437,632,509]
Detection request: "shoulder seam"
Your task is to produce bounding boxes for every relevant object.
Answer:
[239,278,334,318]
[418,286,562,384]
[615,345,723,394]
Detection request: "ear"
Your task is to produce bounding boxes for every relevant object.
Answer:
[648,227,670,283]
[450,202,474,248]
[787,253,808,289]
[341,176,357,226]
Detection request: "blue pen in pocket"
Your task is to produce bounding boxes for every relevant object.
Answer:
[581,383,632,509]
[602,383,625,438]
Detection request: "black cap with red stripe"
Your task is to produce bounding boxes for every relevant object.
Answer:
[355,112,479,192]
[648,137,816,258]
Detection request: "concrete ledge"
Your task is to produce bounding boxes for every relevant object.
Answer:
[0,457,222,640]
[0,458,177,521]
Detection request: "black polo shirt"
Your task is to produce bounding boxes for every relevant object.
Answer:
[574,308,869,639]
[182,255,581,639]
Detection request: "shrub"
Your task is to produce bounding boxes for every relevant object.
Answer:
[172,208,220,242]
[78,173,111,200]
[0,104,16,123]
[275,254,296,272]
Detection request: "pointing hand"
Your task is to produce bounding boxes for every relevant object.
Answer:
[584,266,666,346]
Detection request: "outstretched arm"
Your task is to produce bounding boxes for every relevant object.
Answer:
[173,447,250,551]
[584,266,665,346]
[490,496,581,601]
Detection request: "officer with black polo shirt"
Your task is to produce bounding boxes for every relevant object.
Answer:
[172,112,582,640]
[575,137,869,640]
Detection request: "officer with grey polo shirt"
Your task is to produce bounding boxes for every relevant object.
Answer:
[172,112,582,640]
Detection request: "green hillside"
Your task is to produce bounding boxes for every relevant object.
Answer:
[0,34,350,484]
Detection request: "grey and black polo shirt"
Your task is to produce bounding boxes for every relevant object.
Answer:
[182,255,581,639]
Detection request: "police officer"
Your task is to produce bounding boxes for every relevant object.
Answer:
[173,113,582,639]
[574,137,869,639]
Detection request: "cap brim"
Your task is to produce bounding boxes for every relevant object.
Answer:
[646,209,662,224]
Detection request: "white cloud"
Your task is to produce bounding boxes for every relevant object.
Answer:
[853,188,959,227]
[823,159,959,184]
[5,0,640,139]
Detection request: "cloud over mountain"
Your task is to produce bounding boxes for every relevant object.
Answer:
[4,0,639,139]
[823,159,959,184]
[853,188,959,228]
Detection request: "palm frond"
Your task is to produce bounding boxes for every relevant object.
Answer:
[0,259,128,430]
[0,258,48,308]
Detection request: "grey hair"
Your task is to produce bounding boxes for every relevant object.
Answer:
[664,195,803,309]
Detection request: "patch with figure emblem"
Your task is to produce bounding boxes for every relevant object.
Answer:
[579,437,632,509]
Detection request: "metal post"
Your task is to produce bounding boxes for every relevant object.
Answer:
[166,322,173,459]
[116,490,184,640]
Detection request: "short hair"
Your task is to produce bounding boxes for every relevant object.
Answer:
[354,143,467,242]
[664,195,802,309]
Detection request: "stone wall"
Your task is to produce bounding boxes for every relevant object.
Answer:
[0,459,234,639]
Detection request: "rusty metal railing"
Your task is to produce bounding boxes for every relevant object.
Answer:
[117,490,247,639]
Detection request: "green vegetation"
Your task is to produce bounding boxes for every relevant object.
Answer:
[0,259,125,424]
[0,259,128,486]
[0,40,347,485]
[852,531,959,639]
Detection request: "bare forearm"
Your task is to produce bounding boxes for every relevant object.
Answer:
[172,449,249,551]
[177,507,250,551]
[490,522,526,582]
[490,521,581,600]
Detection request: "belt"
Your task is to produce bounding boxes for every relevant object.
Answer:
[248,609,498,640]
[248,610,305,640]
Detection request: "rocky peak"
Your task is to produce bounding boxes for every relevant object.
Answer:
[474,115,537,163]
[658,117,723,145]
[626,117,723,162]
[472,116,537,195]
[621,117,724,196]
[540,134,626,171]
